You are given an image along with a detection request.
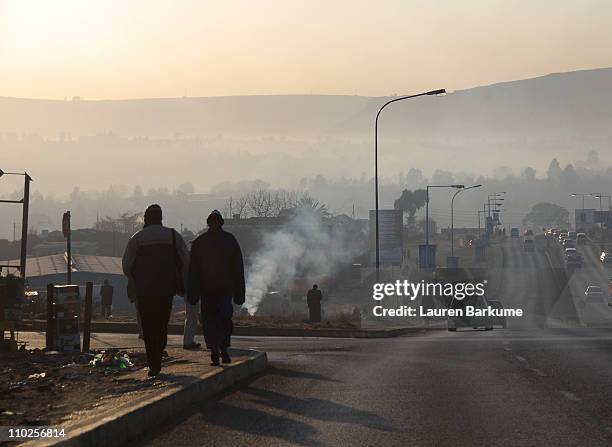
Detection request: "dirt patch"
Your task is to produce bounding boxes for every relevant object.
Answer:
[0,348,167,427]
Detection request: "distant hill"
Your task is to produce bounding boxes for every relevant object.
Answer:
[1,67,612,138]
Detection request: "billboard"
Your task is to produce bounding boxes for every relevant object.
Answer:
[369,209,403,265]
[575,209,596,231]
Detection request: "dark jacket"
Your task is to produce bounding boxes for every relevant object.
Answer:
[187,229,245,309]
[100,284,114,305]
[307,289,323,307]
[122,224,189,298]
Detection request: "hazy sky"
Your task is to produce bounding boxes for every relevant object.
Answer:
[1,0,612,99]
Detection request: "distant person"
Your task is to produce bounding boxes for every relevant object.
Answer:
[122,204,189,377]
[307,284,323,323]
[100,279,114,319]
[188,210,245,366]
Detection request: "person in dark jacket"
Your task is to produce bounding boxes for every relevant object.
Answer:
[188,210,245,366]
[307,284,323,323]
[100,279,114,319]
[122,204,189,377]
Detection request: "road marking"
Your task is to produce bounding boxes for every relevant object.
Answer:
[515,355,526,362]
[560,391,581,401]
[528,368,547,377]
[504,347,512,351]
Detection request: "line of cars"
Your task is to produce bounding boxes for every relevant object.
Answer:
[546,229,585,268]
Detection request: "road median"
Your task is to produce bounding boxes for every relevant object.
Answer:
[20,319,442,338]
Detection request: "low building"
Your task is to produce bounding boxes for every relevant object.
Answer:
[5,254,131,311]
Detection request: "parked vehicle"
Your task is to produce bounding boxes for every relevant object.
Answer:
[601,251,612,265]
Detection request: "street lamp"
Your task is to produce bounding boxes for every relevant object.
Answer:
[0,169,33,279]
[374,88,445,280]
[593,194,611,250]
[450,184,481,257]
[487,192,506,217]
[571,193,592,210]
[594,194,611,209]
[425,184,464,268]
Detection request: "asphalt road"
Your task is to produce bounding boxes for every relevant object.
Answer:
[139,240,612,446]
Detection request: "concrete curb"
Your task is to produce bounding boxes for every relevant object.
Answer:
[21,349,268,447]
[21,320,442,338]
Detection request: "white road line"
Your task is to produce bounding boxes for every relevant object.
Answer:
[528,368,547,377]
[515,355,526,362]
[560,390,581,401]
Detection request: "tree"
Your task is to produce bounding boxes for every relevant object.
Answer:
[292,193,330,219]
[547,158,562,180]
[394,189,427,224]
[521,167,537,181]
[522,202,569,229]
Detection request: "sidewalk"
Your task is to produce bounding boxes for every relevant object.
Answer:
[8,335,267,447]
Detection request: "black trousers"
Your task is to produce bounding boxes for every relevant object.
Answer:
[201,310,233,355]
[138,296,173,372]
[309,303,321,322]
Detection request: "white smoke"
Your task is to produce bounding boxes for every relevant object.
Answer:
[244,209,362,314]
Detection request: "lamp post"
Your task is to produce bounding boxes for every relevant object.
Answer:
[425,184,464,269]
[571,193,592,211]
[477,210,486,237]
[450,184,481,256]
[374,88,445,280]
[0,169,32,280]
[593,194,611,250]
[487,192,505,217]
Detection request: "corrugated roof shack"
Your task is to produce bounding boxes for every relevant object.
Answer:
[6,254,130,311]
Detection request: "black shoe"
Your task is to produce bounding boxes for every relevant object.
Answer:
[183,342,201,350]
[211,351,220,366]
[147,368,160,377]
[221,351,231,364]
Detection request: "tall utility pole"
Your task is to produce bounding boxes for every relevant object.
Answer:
[63,211,71,283]
[20,174,32,280]
[374,89,446,281]
[450,184,481,257]
[0,170,32,280]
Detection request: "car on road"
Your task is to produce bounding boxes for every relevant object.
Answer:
[562,238,576,249]
[565,249,582,267]
[487,300,507,328]
[584,285,604,302]
[577,233,587,245]
[568,231,577,240]
[524,239,535,252]
[447,294,494,331]
[510,228,519,238]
